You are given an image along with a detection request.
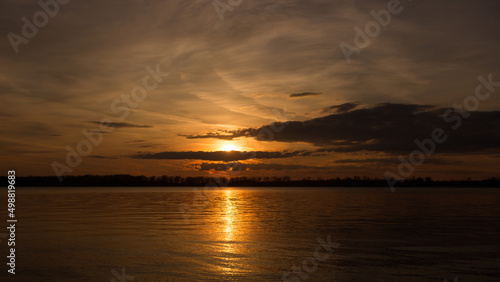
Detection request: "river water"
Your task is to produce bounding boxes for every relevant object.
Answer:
[5,187,500,281]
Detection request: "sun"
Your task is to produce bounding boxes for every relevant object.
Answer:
[221,144,239,152]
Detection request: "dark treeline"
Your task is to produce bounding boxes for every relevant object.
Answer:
[3,174,500,187]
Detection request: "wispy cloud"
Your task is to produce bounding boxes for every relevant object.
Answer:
[130,150,311,161]
[90,156,119,159]
[90,121,153,128]
[190,162,333,171]
[125,140,146,143]
[321,102,360,113]
[289,92,322,98]
[183,103,500,154]
[333,157,457,165]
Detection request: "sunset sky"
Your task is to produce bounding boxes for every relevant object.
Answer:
[1,0,500,180]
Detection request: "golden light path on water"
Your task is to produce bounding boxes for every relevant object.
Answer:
[224,190,235,240]
[201,189,254,277]
[222,189,236,274]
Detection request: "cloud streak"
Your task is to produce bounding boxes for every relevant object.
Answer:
[289,92,322,98]
[191,162,333,171]
[184,103,500,154]
[130,150,311,161]
[321,102,360,113]
[90,121,153,128]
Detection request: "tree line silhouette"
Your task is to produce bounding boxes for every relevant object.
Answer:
[3,174,500,187]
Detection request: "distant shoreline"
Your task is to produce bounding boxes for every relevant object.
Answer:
[3,175,499,188]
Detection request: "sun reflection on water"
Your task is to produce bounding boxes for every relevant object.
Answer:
[224,191,234,236]
[223,190,236,246]
[209,190,254,276]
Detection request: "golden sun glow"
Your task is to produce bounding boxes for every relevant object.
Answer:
[220,144,239,152]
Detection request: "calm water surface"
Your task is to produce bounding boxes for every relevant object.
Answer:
[5,187,500,281]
